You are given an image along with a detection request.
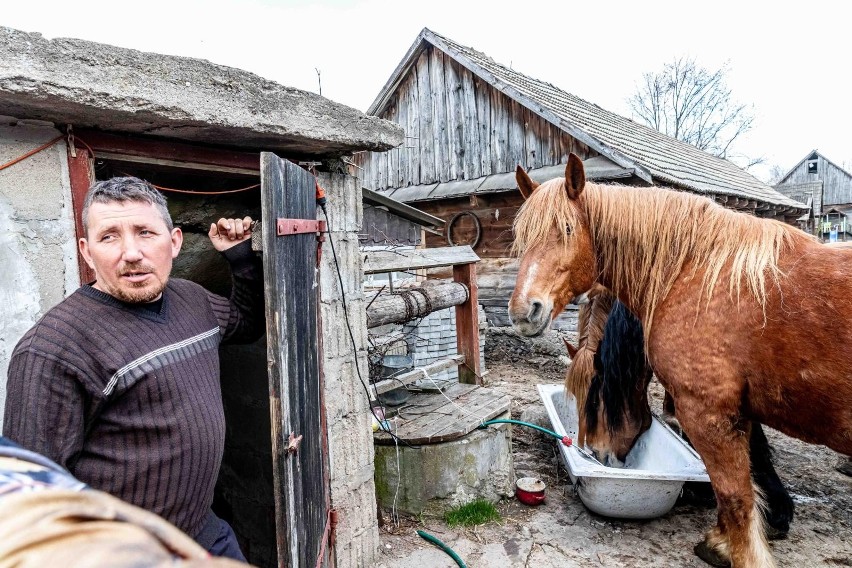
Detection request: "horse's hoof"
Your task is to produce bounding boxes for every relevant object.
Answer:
[765,525,789,541]
[694,541,731,568]
[661,413,682,432]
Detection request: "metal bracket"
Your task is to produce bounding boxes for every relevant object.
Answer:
[277,218,327,236]
[66,124,77,158]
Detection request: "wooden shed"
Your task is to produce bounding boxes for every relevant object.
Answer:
[0,26,405,568]
[354,28,808,327]
[774,150,852,240]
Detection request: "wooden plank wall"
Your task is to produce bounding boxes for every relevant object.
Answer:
[783,155,852,209]
[361,205,421,246]
[415,193,523,258]
[357,45,585,190]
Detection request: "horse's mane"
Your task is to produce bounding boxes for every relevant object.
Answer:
[514,179,814,335]
[566,293,614,412]
[583,300,651,438]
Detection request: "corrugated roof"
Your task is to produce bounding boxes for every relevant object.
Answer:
[373,28,804,211]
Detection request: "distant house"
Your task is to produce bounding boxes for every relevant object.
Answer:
[355,28,806,327]
[774,150,852,241]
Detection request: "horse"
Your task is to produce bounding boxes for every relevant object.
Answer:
[565,292,794,543]
[508,153,852,568]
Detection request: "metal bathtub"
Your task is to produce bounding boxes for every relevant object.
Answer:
[537,384,711,519]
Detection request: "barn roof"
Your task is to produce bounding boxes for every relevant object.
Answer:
[369,28,804,212]
[379,155,635,202]
[0,27,403,159]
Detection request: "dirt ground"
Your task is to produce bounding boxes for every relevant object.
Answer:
[375,328,852,567]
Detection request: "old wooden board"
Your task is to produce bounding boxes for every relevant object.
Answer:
[373,383,511,445]
[362,245,479,274]
[260,152,329,568]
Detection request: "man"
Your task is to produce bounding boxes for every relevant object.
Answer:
[3,176,264,561]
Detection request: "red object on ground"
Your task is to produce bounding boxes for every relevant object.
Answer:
[515,477,546,506]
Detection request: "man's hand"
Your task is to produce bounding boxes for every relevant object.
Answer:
[208,216,253,252]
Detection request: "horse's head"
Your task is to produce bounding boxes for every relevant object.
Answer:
[580,301,653,467]
[563,290,614,443]
[509,153,598,337]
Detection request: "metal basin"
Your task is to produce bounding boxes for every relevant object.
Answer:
[537,384,710,519]
[381,354,413,378]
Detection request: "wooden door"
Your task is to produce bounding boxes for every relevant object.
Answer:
[260,153,330,567]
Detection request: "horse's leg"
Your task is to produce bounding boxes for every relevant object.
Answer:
[676,408,775,568]
[662,389,681,431]
[750,424,794,540]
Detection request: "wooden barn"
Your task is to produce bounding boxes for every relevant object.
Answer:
[774,150,852,241]
[354,28,807,327]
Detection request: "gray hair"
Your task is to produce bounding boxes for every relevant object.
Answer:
[82,177,173,236]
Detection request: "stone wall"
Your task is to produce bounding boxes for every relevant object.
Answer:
[317,172,380,567]
[0,118,79,430]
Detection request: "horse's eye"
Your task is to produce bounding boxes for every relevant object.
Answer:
[566,224,573,236]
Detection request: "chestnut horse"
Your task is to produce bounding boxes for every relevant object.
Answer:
[509,154,852,568]
[566,293,793,543]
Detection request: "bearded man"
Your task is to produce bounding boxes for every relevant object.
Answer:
[2,176,264,562]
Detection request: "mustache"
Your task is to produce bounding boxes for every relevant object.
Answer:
[118,263,156,276]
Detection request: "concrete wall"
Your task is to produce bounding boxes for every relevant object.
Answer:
[0,118,79,430]
[317,172,380,567]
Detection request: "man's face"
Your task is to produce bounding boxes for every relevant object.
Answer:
[79,200,182,303]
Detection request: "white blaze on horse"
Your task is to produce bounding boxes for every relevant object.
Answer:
[509,154,852,568]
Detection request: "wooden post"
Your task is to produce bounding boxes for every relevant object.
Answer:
[453,262,481,384]
[260,152,328,568]
[67,147,95,284]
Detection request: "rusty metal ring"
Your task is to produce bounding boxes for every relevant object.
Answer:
[445,211,482,249]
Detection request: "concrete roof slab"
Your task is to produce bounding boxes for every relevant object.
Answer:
[0,27,404,158]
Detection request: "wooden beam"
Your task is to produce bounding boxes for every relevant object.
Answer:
[95,151,259,176]
[74,128,261,171]
[453,262,481,384]
[362,245,479,274]
[362,186,445,229]
[366,282,468,328]
[67,147,95,284]
[370,354,465,397]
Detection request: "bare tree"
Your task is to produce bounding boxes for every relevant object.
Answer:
[766,164,788,185]
[628,57,762,168]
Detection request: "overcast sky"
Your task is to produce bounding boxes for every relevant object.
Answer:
[5,0,850,182]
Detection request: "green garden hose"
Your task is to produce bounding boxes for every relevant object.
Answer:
[417,530,467,568]
[479,418,570,444]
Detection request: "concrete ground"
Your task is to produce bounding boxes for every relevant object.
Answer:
[374,329,852,567]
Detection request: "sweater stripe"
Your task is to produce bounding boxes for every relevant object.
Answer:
[102,327,220,396]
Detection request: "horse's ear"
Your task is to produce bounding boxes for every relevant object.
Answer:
[515,164,538,200]
[564,153,586,200]
[563,338,579,359]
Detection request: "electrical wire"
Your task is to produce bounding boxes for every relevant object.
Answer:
[319,202,420,450]
[0,135,64,172]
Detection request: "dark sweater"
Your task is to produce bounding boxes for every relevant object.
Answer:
[2,242,264,539]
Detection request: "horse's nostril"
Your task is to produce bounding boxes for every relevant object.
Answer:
[529,301,543,321]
